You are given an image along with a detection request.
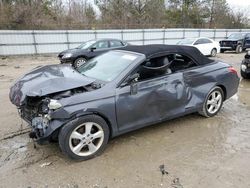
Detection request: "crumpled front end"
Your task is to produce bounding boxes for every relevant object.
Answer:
[9,64,104,143]
[18,97,65,143]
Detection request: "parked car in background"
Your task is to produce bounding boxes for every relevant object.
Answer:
[177,37,220,57]
[219,33,250,53]
[241,51,250,79]
[58,38,128,68]
[10,45,239,160]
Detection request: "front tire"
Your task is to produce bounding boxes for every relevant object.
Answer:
[199,87,224,117]
[59,115,110,161]
[73,57,87,68]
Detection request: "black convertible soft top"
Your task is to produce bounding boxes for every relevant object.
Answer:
[119,44,213,65]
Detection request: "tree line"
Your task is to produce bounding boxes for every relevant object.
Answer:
[0,0,249,29]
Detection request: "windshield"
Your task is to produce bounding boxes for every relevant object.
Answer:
[228,33,244,39]
[177,38,195,45]
[77,40,96,49]
[78,51,138,82]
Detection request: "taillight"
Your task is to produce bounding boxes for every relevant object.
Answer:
[228,66,238,75]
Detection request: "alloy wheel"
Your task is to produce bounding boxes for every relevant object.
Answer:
[206,90,222,114]
[75,58,86,68]
[69,122,104,157]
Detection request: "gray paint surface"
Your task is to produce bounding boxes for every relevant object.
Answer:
[9,45,240,142]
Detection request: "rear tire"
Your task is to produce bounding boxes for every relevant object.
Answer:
[59,115,110,161]
[199,87,224,118]
[210,48,217,57]
[236,45,243,54]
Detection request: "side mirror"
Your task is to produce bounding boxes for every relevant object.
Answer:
[128,73,139,95]
[90,47,96,52]
[128,73,139,84]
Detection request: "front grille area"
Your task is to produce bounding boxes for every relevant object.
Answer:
[221,41,233,46]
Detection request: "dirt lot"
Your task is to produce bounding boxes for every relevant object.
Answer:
[0,53,250,188]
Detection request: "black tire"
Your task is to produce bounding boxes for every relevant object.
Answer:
[73,57,87,68]
[199,86,224,118]
[241,69,249,79]
[220,49,225,53]
[59,115,110,161]
[210,48,217,57]
[236,45,243,54]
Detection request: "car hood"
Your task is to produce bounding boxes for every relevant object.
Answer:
[220,39,240,42]
[9,64,95,106]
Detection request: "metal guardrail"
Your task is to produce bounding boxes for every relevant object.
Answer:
[0,29,249,55]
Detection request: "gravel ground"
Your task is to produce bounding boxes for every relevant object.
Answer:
[0,52,250,188]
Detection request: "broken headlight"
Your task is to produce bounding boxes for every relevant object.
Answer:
[48,99,62,110]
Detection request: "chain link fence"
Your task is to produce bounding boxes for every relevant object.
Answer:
[1,28,250,55]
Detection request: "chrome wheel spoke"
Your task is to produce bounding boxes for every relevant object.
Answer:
[85,123,93,135]
[207,99,213,105]
[92,131,104,139]
[88,143,97,153]
[71,131,83,140]
[73,142,85,154]
[208,104,214,113]
[215,94,221,102]
[212,92,216,99]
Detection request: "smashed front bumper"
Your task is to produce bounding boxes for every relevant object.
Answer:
[19,108,66,144]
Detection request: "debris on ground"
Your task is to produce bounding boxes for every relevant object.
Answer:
[40,162,52,168]
[171,178,183,188]
[0,64,7,66]
[159,164,169,175]
[14,65,20,69]
[159,164,183,188]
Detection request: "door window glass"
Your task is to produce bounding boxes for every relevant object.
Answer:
[110,40,124,47]
[92,41,109,49]
[132,53,197,81]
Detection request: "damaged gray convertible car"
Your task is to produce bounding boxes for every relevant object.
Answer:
[9,45,239,160]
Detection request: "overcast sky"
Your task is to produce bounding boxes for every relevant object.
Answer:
[227,0,250,8]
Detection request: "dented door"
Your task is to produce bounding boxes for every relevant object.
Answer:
[115,72,188,132]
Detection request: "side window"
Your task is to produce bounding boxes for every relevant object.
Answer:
[131,53,197,82]
[245,34,250,39]
[110,40,123,48]
[168,53,197,73]
[202,39,212,43]
[92,41,109,49]
[194,39,203,45]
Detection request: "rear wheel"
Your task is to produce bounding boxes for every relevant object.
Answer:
[236,45,243,54]
[210,48,217,57]
[199,87,224,117]
[59,115,110,161]
[73,57,87,68]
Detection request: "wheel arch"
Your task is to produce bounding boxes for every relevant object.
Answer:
[75,55,88,61]
[216,84,227,101]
